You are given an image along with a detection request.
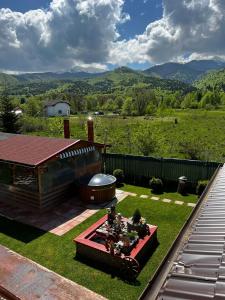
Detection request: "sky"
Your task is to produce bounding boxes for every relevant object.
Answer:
[0,0,225,73]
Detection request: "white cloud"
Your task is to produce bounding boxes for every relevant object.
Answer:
[0,0,128,72]
[2,0,225,72]
[111,0,225,65]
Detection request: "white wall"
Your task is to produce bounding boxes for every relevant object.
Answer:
[46,102,70,117]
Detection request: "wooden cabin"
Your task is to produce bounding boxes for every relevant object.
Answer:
[0,132,104,210]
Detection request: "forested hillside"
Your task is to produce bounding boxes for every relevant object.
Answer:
[0,73,19,87]
[1,60,225,118]
[144,60,225,83]
[2,66,195,97]
[194,69,225,91]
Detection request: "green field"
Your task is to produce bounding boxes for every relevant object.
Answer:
[23,109,225,162]
[0,191,194,300]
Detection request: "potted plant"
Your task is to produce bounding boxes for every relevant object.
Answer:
[149,177,163,193]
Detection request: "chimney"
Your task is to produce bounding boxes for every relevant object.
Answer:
[64,119,70,139]
[87,117,94,143]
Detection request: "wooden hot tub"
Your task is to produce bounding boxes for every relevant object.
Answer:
[79,173,116,204]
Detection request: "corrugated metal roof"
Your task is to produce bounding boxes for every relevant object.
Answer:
[156,164,225,300]
[44,100,70,107]
[0,133,79,166]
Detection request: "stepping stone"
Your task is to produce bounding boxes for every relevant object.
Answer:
[163,198,171,203]
[140,195,148,199]
[116,189,124,195]
[127,192,137,197]
[175,201,184,205]
[187,203,196,207]
[163,198,172,203]
[151,196,159,201]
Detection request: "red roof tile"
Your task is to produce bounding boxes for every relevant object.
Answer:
[0,134,80,166]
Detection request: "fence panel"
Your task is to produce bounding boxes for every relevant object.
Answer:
[104,153,220,184]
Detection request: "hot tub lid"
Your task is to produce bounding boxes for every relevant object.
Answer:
[88,173,116,187]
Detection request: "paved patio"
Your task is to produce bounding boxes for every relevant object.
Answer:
[0,189,196,237]
[0,245,106,300]
[0,189,129,236]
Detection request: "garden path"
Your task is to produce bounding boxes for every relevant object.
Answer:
[0,245,106,300]
[139,194,196,207]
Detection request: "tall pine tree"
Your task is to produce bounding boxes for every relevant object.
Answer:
[0,86,19,133]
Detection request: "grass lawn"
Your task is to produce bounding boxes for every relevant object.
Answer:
[120,184,198,203]
[0,195,193,300]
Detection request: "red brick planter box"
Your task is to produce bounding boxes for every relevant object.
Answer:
[74,215,158,272]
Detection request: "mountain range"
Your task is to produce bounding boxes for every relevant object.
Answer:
[1,59,224,84]
[144,60,225,83]
[1,59,225,96]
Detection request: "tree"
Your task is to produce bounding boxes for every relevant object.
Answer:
[24,98,41,116]
[181,92,197,109]
[85,95,98,111]
[102,98,118,111]
[0,87,19,133]
[134,124,157,156]
[121,97,134,116]
[200,91,221,109]
[48,117,63,136]
[179,137,207,160]
[131,85,152,115]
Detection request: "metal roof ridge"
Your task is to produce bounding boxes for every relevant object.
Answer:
[34,139,81,166]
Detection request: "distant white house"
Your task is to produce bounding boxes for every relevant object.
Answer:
[44,100,70,117]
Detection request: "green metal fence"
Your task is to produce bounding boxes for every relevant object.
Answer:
[104,153,220,184]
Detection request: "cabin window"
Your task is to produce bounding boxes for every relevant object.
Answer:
[58,109,62,114]
[40,159,75,193]
[14,166,38,192]
[0,162,13,185]
[40,150,102,193]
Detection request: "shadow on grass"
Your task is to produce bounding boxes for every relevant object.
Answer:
[151,190,164,195]
[74,240,159,285]
[151,186,193,197]
[0,216,46,243]
[116,183,124,188]
[74,254,141,286]
[138,239,159,271]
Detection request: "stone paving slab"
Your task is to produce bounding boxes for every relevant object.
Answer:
[187,203,196,207]
[175,200,184,205]
[140,195,149,199]
[116,190,129,202]
[163,198,172,202]
[0,245,106,300]
[162,199,171,203]
[127,192,137,197]
[151,196,159,201]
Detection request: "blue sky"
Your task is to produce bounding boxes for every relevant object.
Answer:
[0,0,51,13]
[0,0,224,73]
[119,0,163,40]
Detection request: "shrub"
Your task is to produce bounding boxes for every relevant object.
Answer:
[113,169,124,185]
[21,116,47,133]
[196,180,209,196]
[132,209,141,224]
[149,177,163,193]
